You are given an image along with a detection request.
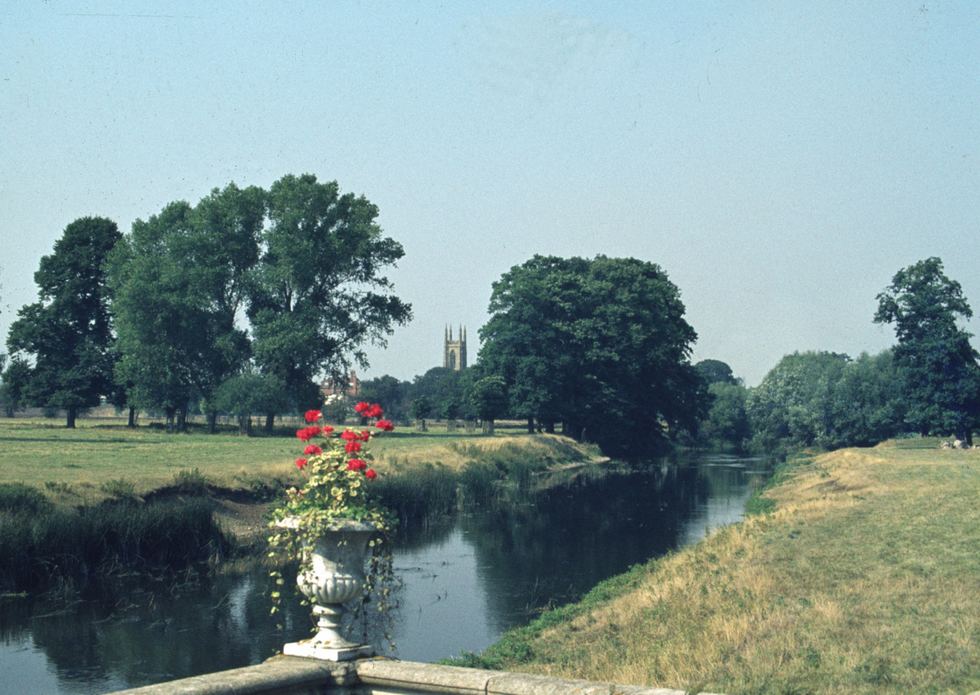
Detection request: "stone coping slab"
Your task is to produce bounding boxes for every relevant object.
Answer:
[355,658,713,695]
[108,656,724,695]
[109,656,357,694]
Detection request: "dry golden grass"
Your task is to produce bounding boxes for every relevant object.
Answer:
[476,441,980,694]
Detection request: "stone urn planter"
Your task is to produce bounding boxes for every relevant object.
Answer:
[277,517,377,661]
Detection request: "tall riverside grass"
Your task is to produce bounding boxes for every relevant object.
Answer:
[0,484,229,592]
[455,441,980,694]
[372,463,459,524]
[370,443,565,524]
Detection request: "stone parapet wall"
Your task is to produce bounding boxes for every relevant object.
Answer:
[110,657,718,695]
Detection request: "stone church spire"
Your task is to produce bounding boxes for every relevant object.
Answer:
[444,323,467,371]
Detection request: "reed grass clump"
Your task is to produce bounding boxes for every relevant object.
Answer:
[371,463,459,524]
[0,495,229,592]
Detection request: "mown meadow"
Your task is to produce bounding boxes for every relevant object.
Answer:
[457,439,980,694]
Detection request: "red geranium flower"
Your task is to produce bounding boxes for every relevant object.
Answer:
[375,419,394,432]
[345,440,362,453]
[304,409,322,423]
[322,425,334,434]
[295,457,307,470]
[296,427,318,442]
[340,429,358,441]
[346,458,367,471]
[365,468,377,480]
[358,430,371,442]
[303,444,322,456]
[366,404,384,419]
[354,401,370,414]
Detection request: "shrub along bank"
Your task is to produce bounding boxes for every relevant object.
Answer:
[455,440,980,694]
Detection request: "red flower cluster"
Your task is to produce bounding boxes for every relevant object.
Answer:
[290,402,392,485]
[347,458,367,472]
[354,401,384,419]
[296,425,322,442]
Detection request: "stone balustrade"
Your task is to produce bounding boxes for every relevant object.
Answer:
[110,657,721,695]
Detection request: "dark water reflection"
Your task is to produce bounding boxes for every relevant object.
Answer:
[0,454,768,693]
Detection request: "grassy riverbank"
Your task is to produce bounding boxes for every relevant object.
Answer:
[0,418,600,591]
[0,418,596,504]
[459,440,980,694]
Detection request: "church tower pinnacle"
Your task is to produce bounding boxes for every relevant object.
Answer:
[444,323,467,371]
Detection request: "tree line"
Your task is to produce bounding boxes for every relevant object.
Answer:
[364,256,980,456]
[697,257,980,452]
[3,181,977,457]
[2,175,411,431]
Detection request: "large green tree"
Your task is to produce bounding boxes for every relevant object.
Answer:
[695,359,739,386]
[7,217,121,427]
[479,255,702,457]
[248,174,412,417]
[874,257,980,442]
[109,184,264,431]
[0,356,32,417]
[747,351,850,451]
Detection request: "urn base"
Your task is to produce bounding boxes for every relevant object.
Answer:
[283,639,374,661]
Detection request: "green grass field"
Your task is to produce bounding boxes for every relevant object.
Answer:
[462,439,980,694]
[0,417,594,504]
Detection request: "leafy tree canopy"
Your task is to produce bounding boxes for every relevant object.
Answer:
[109,185,263,429]
[7,217,121,427]
[874,257,980,440]
[248,174,412,410]
[695,359,739,386]
[478,254,702,457]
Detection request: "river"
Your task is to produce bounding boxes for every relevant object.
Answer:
[0,453,769,693]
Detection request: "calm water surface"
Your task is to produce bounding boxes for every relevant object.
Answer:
[0,454,768,694]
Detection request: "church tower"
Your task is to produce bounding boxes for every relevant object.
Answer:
[444,324,467,371]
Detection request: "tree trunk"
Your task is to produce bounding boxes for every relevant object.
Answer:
[417,418,427,432]
[526,417,535,434]
[207,410,217,434]
[66,406,77,429]
[483,419,495,435]
[239,414,248,435]
[127,406,136,428]
[265,413,275,434]
[246,416,253,436]
[544,420,555,434]
[176,408,187,432]
[165,407,176,433]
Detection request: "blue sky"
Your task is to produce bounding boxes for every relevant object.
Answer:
[1,1,978,385]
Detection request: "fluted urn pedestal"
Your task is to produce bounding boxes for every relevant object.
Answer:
[278,518,376,661]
